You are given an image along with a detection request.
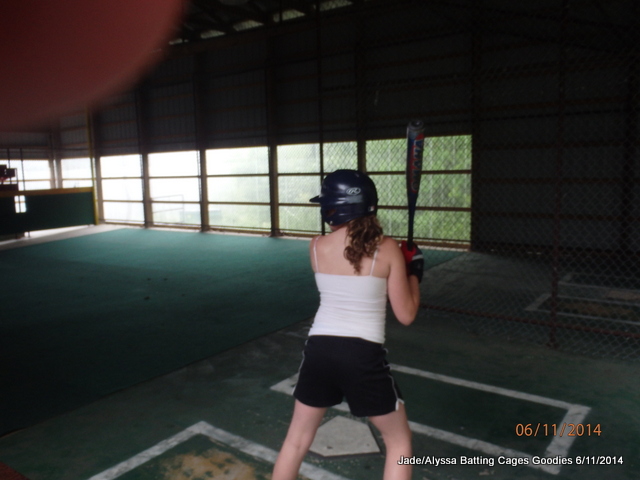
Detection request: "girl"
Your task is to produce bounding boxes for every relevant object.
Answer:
[272,169,423,480]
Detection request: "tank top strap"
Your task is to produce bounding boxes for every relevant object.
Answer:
[369,248,379,276]
[313,236,320,273]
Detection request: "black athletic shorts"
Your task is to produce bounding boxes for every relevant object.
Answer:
[293,335,403,417]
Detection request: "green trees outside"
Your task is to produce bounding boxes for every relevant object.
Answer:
[50,137,472,241]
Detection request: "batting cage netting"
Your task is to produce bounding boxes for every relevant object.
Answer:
[276,0,640,361]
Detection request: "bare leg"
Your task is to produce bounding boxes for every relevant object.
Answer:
[272,400,327,480]
[368,403,412,480]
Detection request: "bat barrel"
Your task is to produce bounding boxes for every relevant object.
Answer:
[406,119,425,247]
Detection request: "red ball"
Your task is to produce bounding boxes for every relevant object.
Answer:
[0,0,185,131]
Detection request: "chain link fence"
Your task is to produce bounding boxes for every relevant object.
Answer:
[239,0,640,361]
[339,0,640,361]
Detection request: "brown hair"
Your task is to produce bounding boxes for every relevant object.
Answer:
[344,215,384,274]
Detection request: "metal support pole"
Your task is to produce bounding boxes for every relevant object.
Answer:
[193,52,210,232]
[265,36,280,237]
[316,0,326,236]
[135,84,153,229]
[355,15,366,174]
[86,110,104,225]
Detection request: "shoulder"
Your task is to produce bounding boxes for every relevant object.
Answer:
[376,236,404,267]
[378,236,401,254]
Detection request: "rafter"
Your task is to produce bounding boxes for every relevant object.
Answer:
[176,0,361,42]
[212,0,268,26]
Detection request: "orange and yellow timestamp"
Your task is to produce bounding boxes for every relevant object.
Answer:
[515,423,602,437]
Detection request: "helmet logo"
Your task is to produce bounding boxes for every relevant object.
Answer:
[346,187,361,195]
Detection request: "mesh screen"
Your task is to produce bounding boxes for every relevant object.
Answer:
[315,0,640,361]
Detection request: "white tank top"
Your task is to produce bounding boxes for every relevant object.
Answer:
[308,238,388,344]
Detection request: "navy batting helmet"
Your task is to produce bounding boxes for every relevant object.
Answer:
[310,169,378,226]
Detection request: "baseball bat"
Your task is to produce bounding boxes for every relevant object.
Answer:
[406,119,425,249]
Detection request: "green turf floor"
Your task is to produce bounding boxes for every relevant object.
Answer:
[0,229,318,437]
[0,228,461,438]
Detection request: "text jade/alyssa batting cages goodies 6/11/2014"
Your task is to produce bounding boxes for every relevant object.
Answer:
[396,455,624,467]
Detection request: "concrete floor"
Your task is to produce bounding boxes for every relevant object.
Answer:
[1,228,639,480]
[1,311,638,480]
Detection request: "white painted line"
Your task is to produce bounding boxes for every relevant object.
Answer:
[87,421,351,480]
[270,374,298,396]
[606,289,640,302]
[552,294,640,308]
[408,421,534,464]
[389,364,575,410]
[526,293,640,326]
[561,273,574,283]
[87,427,196,480]
[559,272,640,301]
[544,405,592,459]
[524,293,551,312]
[271,364,591,475]
[0,225,124,251]
[559,272,639,290]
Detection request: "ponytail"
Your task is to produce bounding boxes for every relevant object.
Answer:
[344,215,383,274]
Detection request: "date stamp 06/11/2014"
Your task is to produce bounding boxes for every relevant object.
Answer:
[515,423,601,437]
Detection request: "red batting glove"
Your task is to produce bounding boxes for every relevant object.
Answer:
[400,240,417,264]
[400,240,424,282]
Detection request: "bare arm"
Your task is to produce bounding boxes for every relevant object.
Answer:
[384,238,421,325]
